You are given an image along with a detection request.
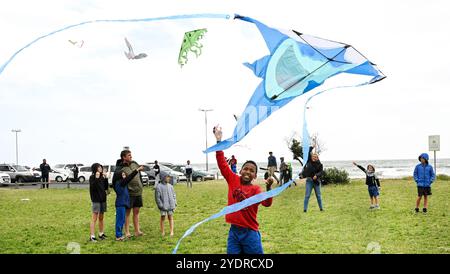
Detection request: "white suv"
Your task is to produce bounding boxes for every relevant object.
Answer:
[0,172,11,185]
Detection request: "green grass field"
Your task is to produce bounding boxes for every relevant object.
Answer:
[0,179,449,254]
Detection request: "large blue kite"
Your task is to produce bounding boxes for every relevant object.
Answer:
[205,15,385,153]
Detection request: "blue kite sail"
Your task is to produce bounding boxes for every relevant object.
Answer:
[205,15,385,153]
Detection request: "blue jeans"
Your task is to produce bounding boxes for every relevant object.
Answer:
[304,178,323,211]
[115,207,126,238]
[227,225,263,254]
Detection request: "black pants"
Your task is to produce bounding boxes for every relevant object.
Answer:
[41,175,49,188]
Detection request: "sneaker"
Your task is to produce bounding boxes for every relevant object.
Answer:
[415,208,419,213]
[303,209,307,213]
[374,205,380,209]
[369,205,375,209]
[99,234,107,240]
[115,237,125,241]
[320,208,324,211]
[423,208,427,213]
[90,236,97,242]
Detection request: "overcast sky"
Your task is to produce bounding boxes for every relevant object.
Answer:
[0,0,449,167]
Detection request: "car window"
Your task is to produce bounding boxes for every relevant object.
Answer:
[80,167,91,172]
[0,166,9,172]
[54,164,64,169]
[13,165,28,171]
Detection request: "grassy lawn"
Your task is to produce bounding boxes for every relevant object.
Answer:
[0,179,448,254]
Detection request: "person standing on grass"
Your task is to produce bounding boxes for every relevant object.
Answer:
[214,125,273,254]
[155,171,177,236]
[89,163,109,242]
[39,159,51,189]
[267,152,279,184]
[228,155,238,174]
[413,153,435,213]
[300,150,324,212]
[114,150,145,238]
[185,160,193,188]
[113,166,143,241]
[353,162,381,209]
[154,160,160,187]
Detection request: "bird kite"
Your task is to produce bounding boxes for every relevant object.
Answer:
[68,39,84,48]
[124,37,148,60]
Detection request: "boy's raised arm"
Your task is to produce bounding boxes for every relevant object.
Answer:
[213,125,237,182]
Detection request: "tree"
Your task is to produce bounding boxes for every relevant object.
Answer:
[285,132,326,166]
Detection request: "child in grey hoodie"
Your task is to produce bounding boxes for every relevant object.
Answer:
[155,171,177,236]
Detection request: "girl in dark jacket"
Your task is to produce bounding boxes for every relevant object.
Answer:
[89,163,109,242]
[353,162,381,209]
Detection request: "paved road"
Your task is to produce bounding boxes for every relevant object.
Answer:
[1,182,90,189]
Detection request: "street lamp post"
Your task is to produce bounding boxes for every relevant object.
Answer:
[11,129,21,189]
[11,129,21,165]
[198,108,213,171]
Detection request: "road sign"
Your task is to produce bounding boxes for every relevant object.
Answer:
[428,135,440,151]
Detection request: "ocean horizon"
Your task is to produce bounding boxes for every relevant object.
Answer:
[190,158,450,179]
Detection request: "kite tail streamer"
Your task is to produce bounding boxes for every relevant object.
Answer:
[0,13,231,76]
[172,175,298,254]
[174,80,375,254]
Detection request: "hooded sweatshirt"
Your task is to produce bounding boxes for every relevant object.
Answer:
[114,159,143,196]
[413,153,435,187]
[155,171,177,211]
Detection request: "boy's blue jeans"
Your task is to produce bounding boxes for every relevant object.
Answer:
[304,178,323,211]
[227,225,263,254]
[115,207,126,238]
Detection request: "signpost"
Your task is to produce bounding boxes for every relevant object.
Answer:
[428,135,440,173]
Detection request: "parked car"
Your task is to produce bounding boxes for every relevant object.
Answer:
[0,172,11,185]
[33,168,70,183]
[53,164,84,181]
[0,164,40,183]
[144,163,185,184]
[171,165,216,182]
[79,165,149,186]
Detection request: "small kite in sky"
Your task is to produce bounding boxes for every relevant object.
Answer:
[124,37,148,60]
[178,28,207,67]
[68,40,84,48]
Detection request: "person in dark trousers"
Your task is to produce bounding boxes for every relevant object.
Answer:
[413,153,435,213]
[279,157,289,185]
[113,165,143,241]
[353,162,381,209]
[267,152,279,184]
[185,160,193,188]
[72,165,79,182]
[300,148,324,212]
[40,159,51,189]
[154,160,161,186]
[89,163,109,242]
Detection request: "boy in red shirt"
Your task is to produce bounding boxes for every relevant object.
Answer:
[213,125,274,254]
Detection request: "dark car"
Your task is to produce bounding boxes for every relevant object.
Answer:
[171,165,216,182]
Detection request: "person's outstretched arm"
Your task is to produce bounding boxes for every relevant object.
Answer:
[353,162,366,173]
[214,125,237,183]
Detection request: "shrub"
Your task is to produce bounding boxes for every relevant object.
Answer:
[322,167,350,185]
[436,174,450,181]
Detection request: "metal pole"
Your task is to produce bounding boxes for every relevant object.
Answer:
[204,111,208,171]
[11,129,21,189]
[199,109,213,171]
[434,150,437,175]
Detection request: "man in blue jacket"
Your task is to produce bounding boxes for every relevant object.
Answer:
[413,153,435,213]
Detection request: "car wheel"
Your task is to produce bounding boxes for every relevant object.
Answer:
[195,176,203,182]
[78,176,85,183]
[56,176,63,182]
[17,177,24,183]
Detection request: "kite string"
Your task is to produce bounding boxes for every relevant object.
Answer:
[0,13,231,76]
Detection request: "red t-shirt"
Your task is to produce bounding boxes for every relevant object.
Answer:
[216,151,272,231]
